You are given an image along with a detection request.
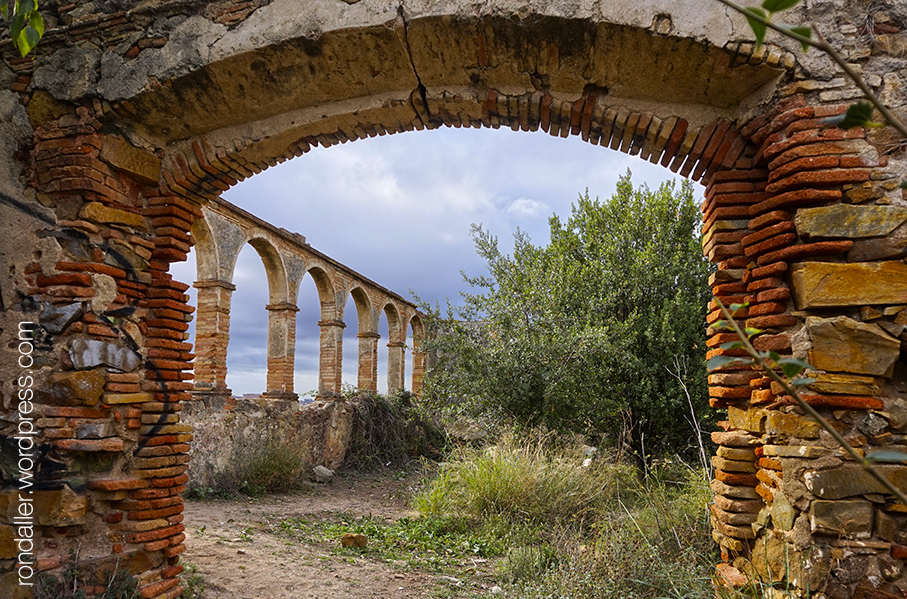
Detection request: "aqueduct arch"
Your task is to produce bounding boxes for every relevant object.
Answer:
[1,0,906,596]
[191,197,420,401]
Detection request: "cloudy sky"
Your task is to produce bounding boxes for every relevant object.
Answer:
[169,126,691,397]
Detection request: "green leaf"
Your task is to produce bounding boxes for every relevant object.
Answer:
[762,0,800,13]
[900,181,907,190]
[10,12,25,42]
[866,451,907,464]
[728,303,749,316]
[788,25,812,51]
[719,341,745,350]
[778,357,813,379]
[30,10,44,38]
[713,320,730,330]
[20,25,39,56]
[0,0,9,20]
[838,101,882,129]
[707,355,751,371]
[20,0,36,14]
[790,377,816,387]
[743,7,769,47]
[744,327,763,338]
[767,351,781,364]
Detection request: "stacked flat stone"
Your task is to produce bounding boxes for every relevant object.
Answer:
[703,94,907,597]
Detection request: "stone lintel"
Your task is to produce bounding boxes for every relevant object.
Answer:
[357,332,381,338]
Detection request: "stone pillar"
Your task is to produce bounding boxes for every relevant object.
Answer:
[387,341,406,393]
[357,332,380,393]
[192,279,235,397]
[317,319,345,398]
[263,302,299,400]
[411,338,426,396]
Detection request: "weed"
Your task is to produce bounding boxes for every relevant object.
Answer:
[189,432,308,497]
[177,561,205,599]
[415,432,638,527]
[34,551,139,599]
[239,527,254,543]
[410,433,746,599]
[266,512,504,574]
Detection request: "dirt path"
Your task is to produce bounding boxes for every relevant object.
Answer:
[182,470,499,599]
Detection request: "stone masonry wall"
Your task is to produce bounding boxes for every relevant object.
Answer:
[705,101,907,597]
[181,396,353,492]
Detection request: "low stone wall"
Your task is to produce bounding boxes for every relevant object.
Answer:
[182,396,353,491]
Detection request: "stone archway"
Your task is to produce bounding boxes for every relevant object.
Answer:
[1,1,905,597]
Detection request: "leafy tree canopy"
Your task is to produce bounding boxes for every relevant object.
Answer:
[420,171,714,458]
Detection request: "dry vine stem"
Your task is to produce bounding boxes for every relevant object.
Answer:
[716,0,907,140]
[714,298,907,507]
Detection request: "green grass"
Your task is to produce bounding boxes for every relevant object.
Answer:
[414,432,639,527]
[412,434,732,599]
[223,432,764,598]
[265,512,508,573]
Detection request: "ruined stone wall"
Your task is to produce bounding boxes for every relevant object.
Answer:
[0,0,905,597]
[181,396,353,492]
[699,6,907,593]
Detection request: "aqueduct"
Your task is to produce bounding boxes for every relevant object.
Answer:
[0,0,906,597]
[191,195,424,401]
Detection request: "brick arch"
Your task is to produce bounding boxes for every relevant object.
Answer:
[111,6,792,192]
[165,104,763,206]
[246,236,289,305]
[5,1,907,597]
[406,312,425,341]
[380,301,403,342]
[302,265,336,319]
[342,286,374,332]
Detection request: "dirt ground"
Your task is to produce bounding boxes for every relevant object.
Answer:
[181,470,500,599]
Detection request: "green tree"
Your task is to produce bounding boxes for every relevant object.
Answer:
[422,172,713,458]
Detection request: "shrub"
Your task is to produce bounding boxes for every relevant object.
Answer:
[419,172,714,460]
[414,432,638,527]
[343,390,445,471]
[199,433,308,497]
[413,432,726,599]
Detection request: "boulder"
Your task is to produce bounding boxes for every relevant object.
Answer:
[312,465,334,483]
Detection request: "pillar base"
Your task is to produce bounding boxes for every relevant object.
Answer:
[191,387,235,409]
[261,390,299,401]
